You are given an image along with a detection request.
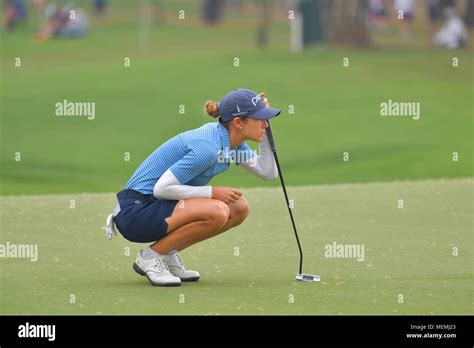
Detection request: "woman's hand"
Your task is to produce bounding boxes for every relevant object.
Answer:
[212,186,242,204]
[259,92,269,107]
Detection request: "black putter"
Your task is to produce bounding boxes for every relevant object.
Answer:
[266,122,321,282]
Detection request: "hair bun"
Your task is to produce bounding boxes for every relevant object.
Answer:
[205,100,220,118]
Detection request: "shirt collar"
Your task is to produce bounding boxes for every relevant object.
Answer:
[217,122,232,160]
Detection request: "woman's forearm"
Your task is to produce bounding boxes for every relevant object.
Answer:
[239,133,278,180]
[154,169,212,200]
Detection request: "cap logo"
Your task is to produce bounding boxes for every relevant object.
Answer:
[236,104,241,112]
[251,94,262,106]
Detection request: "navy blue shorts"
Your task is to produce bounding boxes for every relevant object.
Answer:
[114,189,178,243]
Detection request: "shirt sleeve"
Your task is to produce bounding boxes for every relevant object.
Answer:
[235,141,257,165]
[154,169,212,200]
[169,139,218,184]
[237,133,278,180]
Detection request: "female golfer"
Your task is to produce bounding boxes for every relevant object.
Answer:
[106,89,280,286]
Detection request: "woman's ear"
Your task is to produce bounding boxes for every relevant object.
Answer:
[232,117,243,129]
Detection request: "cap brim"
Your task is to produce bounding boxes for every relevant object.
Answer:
[250,106,281,120]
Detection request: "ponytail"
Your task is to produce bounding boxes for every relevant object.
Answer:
[205,100,220,119]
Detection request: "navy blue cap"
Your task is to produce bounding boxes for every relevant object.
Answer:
[218,89,281,122]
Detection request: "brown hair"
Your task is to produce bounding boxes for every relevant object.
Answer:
[205,100,231,129]
[205,100,220,118]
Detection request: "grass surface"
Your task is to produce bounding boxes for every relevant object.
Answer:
[1,178,472,315]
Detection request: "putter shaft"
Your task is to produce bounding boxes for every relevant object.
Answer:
[266,123,304,275]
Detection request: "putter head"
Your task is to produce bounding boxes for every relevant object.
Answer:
[296,273,321,282]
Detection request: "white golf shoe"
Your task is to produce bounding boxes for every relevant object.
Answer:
[133,251,181,287]
[165,250,200,282]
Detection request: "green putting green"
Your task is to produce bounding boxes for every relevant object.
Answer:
[0,178,471,315]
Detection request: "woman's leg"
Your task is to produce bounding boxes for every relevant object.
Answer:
[150,196,249,254]
[173,196,249,251]
[150,198,229,254]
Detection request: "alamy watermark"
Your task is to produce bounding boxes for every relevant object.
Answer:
[217,148,258,165]
[0,241,38,262]
[18,322,55,341]
[324,242,365,262]
[55,99,95,120]
[380,99,420,120]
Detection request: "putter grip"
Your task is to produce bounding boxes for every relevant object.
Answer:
[266,123,276,151]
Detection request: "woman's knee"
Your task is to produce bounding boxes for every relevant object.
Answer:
[206,200,230,227]
[229,196,249,224]
[165,198,229,232]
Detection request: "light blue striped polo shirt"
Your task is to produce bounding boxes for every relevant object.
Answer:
[124,122,256,195]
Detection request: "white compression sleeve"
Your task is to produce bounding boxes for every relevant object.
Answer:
[239,132,278,180]
[153,169,212,200]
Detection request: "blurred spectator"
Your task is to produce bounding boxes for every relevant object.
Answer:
[257,0,272,47]
[394,0,415,40]
[202,0,225,26]
[426,0,457,32]
[36,3,88,41]
[394,0,415,21]
[3,0,27,30]
[439,0,456,9]
[465,0,474,27]
[426,0,442,24]
[93,0,107,16]
[433,7,467,49]
[33,0,46,14]
[368,0,389,32]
